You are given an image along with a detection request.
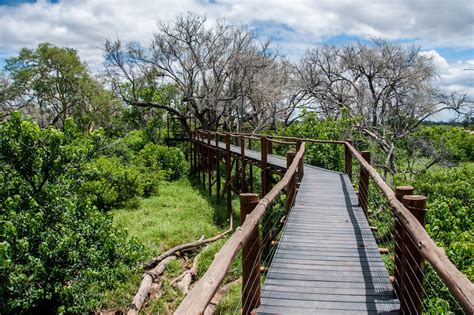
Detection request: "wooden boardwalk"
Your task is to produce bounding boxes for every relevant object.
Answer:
[219,142,400,314]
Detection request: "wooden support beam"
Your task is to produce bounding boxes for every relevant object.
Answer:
[394,186,414,299]
[240,193,261,315]
[225,133,232,227]
[401,195,427,315]
[345,139,353,181]
[241,135,246,193]
[296,140,304,183]
[285,151,296,214]
[207,131,212,196]
[358,151,371,218]
[215,135,221,198]
[260,136,269,197]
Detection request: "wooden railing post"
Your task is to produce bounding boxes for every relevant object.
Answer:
[240,193,261,315]
[394,186,414,300]
[199,132,204,186]
[345,139,353,181]
[215,134,221,198]
[358,151,371,218]
[241,135,246,193]
[207,131,212,195]
[189,131,194,174]
[285,152,296,213]
[267,139,273,155]
[260,136,269,197]
[296,140,304,184]
[225,133,232,226]
[401,195,427,315]
[249,140,254,193]
[193,132,197,176]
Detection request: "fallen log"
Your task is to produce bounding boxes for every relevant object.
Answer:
[144,228,232,269]
[176,254,200,295]
[127,256,176,315]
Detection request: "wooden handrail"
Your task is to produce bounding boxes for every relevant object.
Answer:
[175,143,305,315]
[188,131,473,313]
[344,141,474,313]
[268,138,297,145]
[210,130,345,145]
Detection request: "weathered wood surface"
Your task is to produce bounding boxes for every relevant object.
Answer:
[258,166,399,314]
[193,139,400,314]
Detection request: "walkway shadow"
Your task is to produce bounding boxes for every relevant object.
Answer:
[339,173,400,313]
[187,174,236,229]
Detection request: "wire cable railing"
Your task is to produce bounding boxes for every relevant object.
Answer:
[178,130,473,314]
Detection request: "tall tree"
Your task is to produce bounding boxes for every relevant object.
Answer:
[1,43,118,131]
[104,13,290,133]
[294,39,472,174]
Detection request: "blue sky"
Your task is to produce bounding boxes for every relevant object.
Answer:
[1,0,473,120]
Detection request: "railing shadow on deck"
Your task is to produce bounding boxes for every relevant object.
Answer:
[174,130,473,315]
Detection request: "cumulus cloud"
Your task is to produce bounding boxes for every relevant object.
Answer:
[420,50,474,94]
[0,0,472,120]
[1,0,473,64]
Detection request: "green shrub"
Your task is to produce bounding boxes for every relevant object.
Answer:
[81,156,144,211]
[279,111,357,171]
[0,113,142,313]
[137,143,188,180]
[106,129,147,163]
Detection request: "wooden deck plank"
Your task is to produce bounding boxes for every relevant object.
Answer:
[204,140,399,314]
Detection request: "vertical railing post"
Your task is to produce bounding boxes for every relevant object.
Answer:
[285,151,296,214]
[189,131,194,174]
[345,139,353,181]
[240,193,261,315]
[260,136,269,197]
[199,132,203,185]
[358,151,371,218]
[215,133,220,199]
[241,135,246,193]
[249,139,254,193]
[225,133,232,227]
[201,132,206,187]
[296,140,304,184]
[394,186,414,300]
[207,131,212,195]
[193,132,197,176]
[401,195,427,315]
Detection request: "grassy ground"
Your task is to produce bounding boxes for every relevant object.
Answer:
[100,176,239,313]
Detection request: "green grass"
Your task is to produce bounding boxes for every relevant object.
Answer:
[111,177,229,259]
[101,177,236,312]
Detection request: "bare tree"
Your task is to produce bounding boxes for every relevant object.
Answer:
[293,39,472,174]
[104,13,290,134]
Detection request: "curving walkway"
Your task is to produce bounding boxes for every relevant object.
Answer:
[215,141,399,314]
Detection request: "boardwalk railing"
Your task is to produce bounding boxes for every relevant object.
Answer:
[345,142,473,313]
[176,131,305,314]
[178,130,473,314]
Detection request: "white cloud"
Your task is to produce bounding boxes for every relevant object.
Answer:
[1,0,473,67]
[420,50,474,94]
[0,0,472,121]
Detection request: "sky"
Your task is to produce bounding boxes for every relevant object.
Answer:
[0,0,473,120]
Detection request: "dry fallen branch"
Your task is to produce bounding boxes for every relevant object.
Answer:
[127,256,176,315]
[144,228,232,269]
[176,254,200,295]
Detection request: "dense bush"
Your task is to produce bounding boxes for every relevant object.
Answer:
[279,111,357,171]
[414,164,473,278]
[0,114,142,313]
[137,143,188,180]
[80,156,144,211]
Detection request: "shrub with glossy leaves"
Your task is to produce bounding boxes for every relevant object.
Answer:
[0,114,142,313]
[137,143,188,180]
[80,156,144,211]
